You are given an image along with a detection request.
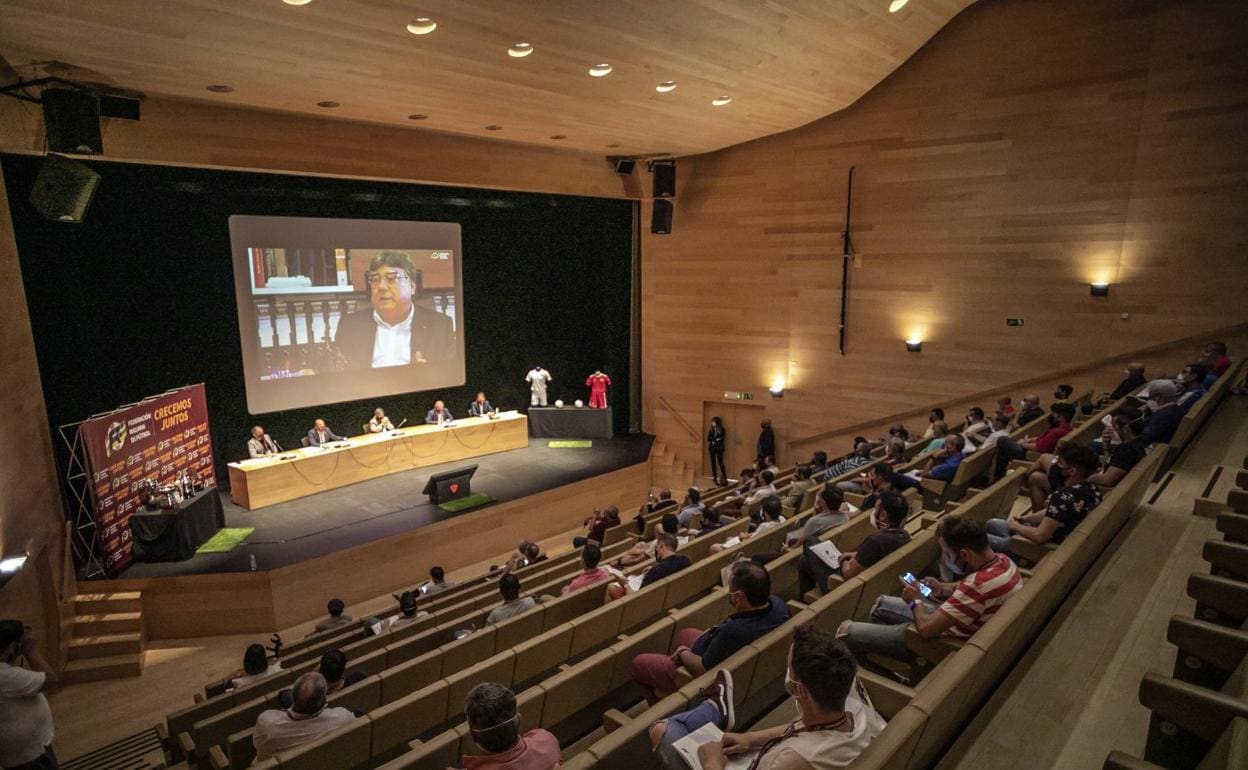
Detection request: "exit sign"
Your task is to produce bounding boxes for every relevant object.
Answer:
[722,392,756,401]
[1006,318,1024,327]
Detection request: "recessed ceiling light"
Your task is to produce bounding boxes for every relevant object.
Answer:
[407,17,437,35]
[656,81,677,93]
[282,0,313,5]
[588,63,613,77]
[550,134,567,140]
[889,0,909,12]
[485,125,502,131]
[711,95,733,107]
[508,42,534,58]
[407,113,428,120]
[316,100,340,108]
[206,84,234,93]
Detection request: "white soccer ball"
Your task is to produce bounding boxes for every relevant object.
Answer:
[574,399,584,408]
[555,399,565,408]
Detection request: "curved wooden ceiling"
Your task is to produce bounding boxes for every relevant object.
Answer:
[0,0,974,157]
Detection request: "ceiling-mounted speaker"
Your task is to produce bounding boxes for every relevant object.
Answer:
[42,88,103,154]
[30,153,101,223]
[613,158,635,174]
[652,160,675,197]
[651,199,673,235]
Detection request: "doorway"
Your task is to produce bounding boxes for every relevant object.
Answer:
[701,401,767,481]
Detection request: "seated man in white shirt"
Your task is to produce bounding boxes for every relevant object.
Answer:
[367,408,394,433]
[0,620,61,770]
[418,566,456,597]
[252,672,354,762]
[385,591,430,632]
[715,471,777,519]
[979,412,1013,450]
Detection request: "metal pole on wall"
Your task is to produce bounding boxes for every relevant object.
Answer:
[628,199,642,433]
[838,166,856,356]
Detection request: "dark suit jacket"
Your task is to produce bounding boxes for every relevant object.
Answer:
[333,304,456,370]
[425,408,455,424]
[468,400,494,417]
[307,427,344,446]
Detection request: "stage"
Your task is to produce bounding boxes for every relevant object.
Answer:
[114,433,653,579]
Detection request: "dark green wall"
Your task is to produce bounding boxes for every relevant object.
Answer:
[3,153,634,488]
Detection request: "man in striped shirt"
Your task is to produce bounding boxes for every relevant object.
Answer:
[837,515,1022,660]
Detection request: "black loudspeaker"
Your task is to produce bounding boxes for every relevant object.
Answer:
[30,154,101,223]
[653,161,676,197]
[42,88,103,154]
[651,199,673,235]
[613,158,635,174]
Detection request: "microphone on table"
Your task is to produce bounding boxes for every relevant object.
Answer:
[391,418,408,434]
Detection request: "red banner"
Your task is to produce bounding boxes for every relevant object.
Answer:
[79,384,217,573]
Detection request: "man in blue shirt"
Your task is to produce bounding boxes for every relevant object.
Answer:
[676,487,703,528]
[630,561,789,704]
[1139,381,1183,444]
[922,434,966,481]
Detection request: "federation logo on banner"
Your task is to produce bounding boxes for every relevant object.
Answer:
[105,421,128,458]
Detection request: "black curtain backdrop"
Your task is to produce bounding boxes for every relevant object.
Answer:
[3,153,634,492]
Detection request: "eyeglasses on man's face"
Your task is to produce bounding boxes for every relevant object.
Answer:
[366,270,410,288]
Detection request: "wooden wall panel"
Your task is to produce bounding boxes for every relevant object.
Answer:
[0,163,67,661]
[0,95,630,198]
[640,0,1248,465]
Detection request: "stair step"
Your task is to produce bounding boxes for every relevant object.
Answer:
[62,652,143,684]
[69,632,144,659]
[74,591,142,614]
[73,611,143,635]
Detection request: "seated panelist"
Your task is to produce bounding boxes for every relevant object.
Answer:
[367,408,395,433]
[307,418,345,447]
[248,426,279,458]
[468,392,494,417]
[425,400,454,425]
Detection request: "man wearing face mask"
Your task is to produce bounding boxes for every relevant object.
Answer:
[837,515,1022,662]
[461,682,560,769]
[992,402,1076,480]
[0,620,60,770]
[798,490,911,597]
[1136,380,1183,444]
[985,444,1103,553]
[1014,394,1045,427]
[630,561,789,705]
[1175,362,1209,415]
[607,533,691,600]
[1098,362,1147,407]
[649,625,885,769]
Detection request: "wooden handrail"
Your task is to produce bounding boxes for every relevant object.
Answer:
[657,395,699,441]
[788,321,1248,449]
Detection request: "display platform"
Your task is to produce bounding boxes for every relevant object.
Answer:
[129,487,225,562]
[227,411,528,509]
[527,406,613,439]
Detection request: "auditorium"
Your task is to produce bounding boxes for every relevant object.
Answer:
[0,1,1246,768]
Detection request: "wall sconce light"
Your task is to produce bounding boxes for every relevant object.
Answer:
[768,385,785,398]
[1090,282,1110,297]
[0,552,28,589]
[905,339,922,352]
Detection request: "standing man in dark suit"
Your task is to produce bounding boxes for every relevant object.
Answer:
[333,251,455,370]
[306,419,344,447]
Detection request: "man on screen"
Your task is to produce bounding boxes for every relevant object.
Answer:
[367,408,394,433]
[248,426,279,458]
[468,391,494,417]
[307,419,345,447]
[333,251,455,369]
[425,400,454,425]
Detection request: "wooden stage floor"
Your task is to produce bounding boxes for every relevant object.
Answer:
[83,434,654,638]
[113,433,653,578]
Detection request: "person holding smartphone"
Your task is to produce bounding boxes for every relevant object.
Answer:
[0,620,61,770]
[836,515,1022,662]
